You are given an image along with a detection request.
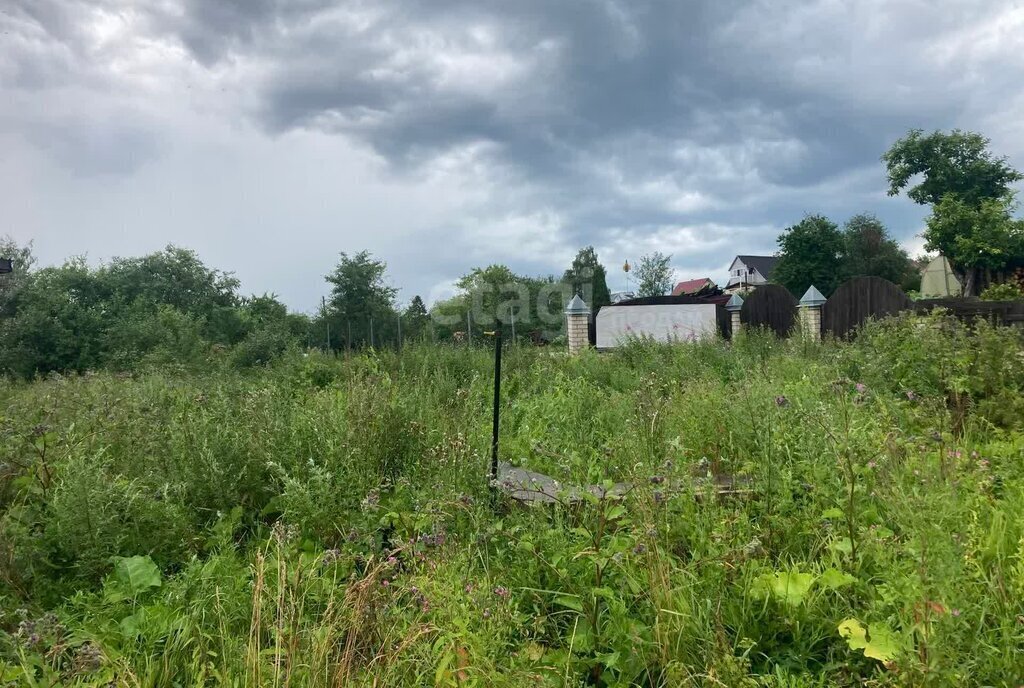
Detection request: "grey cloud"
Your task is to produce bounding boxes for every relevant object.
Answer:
[5,0,1024,308]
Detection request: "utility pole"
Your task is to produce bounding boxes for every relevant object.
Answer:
[369,317,374,349]
[509,306,516,344]
[466,311,472,346]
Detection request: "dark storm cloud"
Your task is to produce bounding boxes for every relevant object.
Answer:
[5,0,1023,307]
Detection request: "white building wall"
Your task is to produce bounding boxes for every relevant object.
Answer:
[596,304,719,348]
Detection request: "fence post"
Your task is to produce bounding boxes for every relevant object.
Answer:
[564,294,590,354]
[799,286,826,341]
[725,293,744,338]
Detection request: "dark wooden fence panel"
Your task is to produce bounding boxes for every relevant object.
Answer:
[915,298,1024,326]
[823,276,912,339]
[740,284,798,337]
[716,305,732,340]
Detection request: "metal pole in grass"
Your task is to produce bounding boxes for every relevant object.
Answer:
[487,327,503,487]
[397,314,402,350]
[509,306,516,344]
[322,296,330,351]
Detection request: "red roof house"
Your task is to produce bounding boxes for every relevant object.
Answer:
[671,277,716,296]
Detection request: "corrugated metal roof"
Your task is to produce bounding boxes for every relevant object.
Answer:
[671,277,714,295]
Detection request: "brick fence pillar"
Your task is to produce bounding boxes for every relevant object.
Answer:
[564,294,590,354]
[725,293,744,338]
[799,285,826,341]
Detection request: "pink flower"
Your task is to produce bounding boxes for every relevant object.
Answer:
[855,382,867,394]
[381,579,390,588]
[867,460,877,469]
[493,586,510,599]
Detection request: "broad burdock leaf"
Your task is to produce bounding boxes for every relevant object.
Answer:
[819,568,857,590]
[830,537,854,554]
[838,618,902,662]
[113,556,162,595]
[753,571,815,606]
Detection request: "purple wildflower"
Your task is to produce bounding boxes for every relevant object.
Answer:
[905,390,917,401]
[855,382,867,394]
[493,586,510,600]
[649,475,665,485]
[775,395,789,407]
[73,643,103,673]
[951,608,962,617]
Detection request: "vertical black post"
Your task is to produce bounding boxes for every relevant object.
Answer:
[322,296,330,351]
[490,328,502,486]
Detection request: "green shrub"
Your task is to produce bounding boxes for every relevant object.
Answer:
[979,281,1024,300]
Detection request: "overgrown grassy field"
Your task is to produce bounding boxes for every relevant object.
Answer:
[2,314,1023,686]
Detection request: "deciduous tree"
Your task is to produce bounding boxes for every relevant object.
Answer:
[841,214,916,289]
[773,215,844,296]
[635,252,674,297]
[883,129,1024,294]
[324,251,398,349]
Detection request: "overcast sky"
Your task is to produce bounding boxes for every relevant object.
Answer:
[3,0,1024,310]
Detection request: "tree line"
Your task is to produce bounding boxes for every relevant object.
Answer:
[2,128,1022,378]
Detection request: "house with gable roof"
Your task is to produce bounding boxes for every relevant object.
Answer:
[724,255,779,294]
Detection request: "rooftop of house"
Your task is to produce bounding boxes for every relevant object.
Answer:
[735,255,779,279]
[671,277,715,296]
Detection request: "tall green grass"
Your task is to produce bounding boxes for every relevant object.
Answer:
[2,313,1023,686]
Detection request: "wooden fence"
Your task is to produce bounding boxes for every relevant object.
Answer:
[822,276,913,339]
[740,284,798,337]
[913,298,1024,326]
[739,276,1024,339]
